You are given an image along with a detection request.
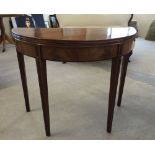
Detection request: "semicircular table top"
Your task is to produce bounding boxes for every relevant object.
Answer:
[12,27,136,44]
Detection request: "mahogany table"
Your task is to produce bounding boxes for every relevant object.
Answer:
[12,27,136,136]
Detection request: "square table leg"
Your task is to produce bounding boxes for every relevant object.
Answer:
[36,59,51,136]
[16,51,30,112]
[107,56,121,133]
[117,52,132,107]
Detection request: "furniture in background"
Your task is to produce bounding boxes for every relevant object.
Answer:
[12,27,136,136]
[49,14,59,28]
[11,15,35,28]
[145,20,155,41]
[0,14,45,52]
[127,15,137,61]
[11,14,46,28]
[56,14,133,28]
[128,15,138,37]
[11,14,59,29]
[31,14,46,28]
[129,20,138,36]
[0,14,20,52]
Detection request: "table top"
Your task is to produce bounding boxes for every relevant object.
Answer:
[12,27,137,44]
[13,27,136,61]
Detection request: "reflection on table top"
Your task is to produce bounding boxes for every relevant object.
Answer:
[12,27,137,42]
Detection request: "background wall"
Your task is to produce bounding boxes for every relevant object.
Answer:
[1,14,155,38]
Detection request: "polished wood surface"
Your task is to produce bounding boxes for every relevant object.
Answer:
[12,27,136,41]
[12,27,136,62]
[12,27,136,136]
[0,14,21,52]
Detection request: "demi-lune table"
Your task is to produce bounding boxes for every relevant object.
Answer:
[12,27,136,136]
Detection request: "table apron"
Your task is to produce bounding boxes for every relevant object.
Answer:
[15,39,134,61]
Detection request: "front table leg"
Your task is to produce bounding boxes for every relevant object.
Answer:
[107,57,121,133]
[36,59,51,136]
[17,52,30,112]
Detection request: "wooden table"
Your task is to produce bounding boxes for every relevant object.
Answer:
[12,27,136,136]
[0,14,21,52]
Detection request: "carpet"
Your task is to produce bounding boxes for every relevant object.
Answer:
[0,38,155,140]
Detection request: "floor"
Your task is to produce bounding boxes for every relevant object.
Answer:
[0,38,155,140]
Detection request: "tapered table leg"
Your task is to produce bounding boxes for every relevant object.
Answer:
[2,35,6,52]
[107,57,121,133]
[117,52,131,107]
[0,17,5,52]
[17,52,30,112]
[36,59,51,136]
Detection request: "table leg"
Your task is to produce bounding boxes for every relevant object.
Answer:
[2,35,6,52]
[36,59,51,136]
[107,57,121,133]
[17,52,30,112]
[0,17,14,52]
[117,52,131,107]
[0,17,5,52]
[0,36,2,43]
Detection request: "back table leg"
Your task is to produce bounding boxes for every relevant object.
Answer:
[117,52,131,107]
